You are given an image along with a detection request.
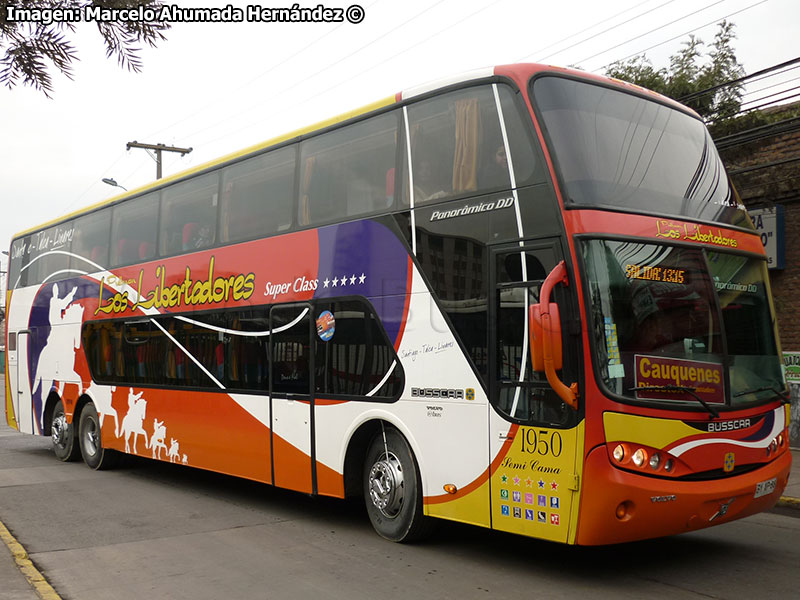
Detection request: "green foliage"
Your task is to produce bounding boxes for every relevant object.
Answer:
[0,0,170,98]
[605,20,744,123]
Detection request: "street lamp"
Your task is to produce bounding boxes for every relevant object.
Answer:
[102,178,127,191]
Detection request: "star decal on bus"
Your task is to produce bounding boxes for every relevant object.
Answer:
[323,273,367,288]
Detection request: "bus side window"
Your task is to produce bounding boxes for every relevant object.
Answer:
[34,223,74,284]
[220,146,295,243]
[313,300,403,399]
[160,172,219,256]
[71,209,111,272]
[404,84,542,206]
[110,192,159,267]
[271,306,311,396]
[299,111,399,227]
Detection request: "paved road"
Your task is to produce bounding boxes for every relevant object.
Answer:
[1,421,798,600]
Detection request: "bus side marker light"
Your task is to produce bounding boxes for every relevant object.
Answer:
[443,484,458,494]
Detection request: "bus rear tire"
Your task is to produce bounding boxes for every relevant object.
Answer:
[78,403,119,470]
[51,400,80,462]
[363,427,431,542]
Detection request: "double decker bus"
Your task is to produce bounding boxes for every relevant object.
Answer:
[3,64,791,545]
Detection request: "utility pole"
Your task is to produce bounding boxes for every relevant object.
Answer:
[126,141,193,179]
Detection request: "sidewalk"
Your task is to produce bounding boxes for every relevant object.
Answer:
[0,520,54,600]
[777,447,800,508]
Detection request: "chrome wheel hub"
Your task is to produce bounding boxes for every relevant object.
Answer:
[52,414,69,447]
[83,420,99,456]
[368,452,404,518]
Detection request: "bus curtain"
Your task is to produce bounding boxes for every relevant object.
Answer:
[452,98,479,193]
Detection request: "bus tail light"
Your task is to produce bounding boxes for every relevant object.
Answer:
[529,261,578,410]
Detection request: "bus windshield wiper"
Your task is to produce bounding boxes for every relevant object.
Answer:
[734,386,791,404]
[629,385,720,419]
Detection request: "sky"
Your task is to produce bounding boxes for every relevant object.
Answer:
[1,0,799,284]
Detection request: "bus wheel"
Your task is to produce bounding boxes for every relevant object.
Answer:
[364,427,430,542]
[78,403,118,470]
[51,400,80,462]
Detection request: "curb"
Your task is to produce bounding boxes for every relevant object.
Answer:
[777,496,800,510]
[0,520,62,600]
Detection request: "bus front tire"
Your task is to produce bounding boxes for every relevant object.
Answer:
[78,403,119,470]
[51,400,80,462]
[363,427,431,542]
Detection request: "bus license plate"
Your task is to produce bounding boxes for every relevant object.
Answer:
[754,477,777,498]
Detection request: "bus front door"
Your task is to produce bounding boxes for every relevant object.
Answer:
[488,242,581,544]
[269,305,315,494]
[7,331,34,434]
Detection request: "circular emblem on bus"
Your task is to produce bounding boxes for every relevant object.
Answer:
[316,310,336,342]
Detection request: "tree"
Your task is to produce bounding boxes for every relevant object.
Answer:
[605,20,745,123]
[0,0,170,97]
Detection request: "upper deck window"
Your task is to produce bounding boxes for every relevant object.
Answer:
[405,84,542,205]
[110,192,159,267]
[160,173,219,256]
[70,209,111,273]
[299,112,398,227]
[533,76,751,229]
[220,146,295,243]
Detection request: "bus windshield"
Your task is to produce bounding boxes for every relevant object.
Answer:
[582,239,785,408]
[533,76,751,229]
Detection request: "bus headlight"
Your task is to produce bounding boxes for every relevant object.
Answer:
[613,444,625,462]
[632,448,646,467]
[649,453,661,470]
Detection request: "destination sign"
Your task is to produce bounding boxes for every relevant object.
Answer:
[625,264,686,284]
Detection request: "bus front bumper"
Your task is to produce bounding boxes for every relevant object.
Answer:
[574,444,792,545]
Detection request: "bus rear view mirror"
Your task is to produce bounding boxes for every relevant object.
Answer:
[529,261,578,410]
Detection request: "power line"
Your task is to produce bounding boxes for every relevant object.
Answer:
[740,74,800,100]
[141,0,381,142]
[202,0,503,149]
[740,91,800,114]
[180,0,450,146]
[679,56,800,102]
[740,84,800,108]
[728,155,800,176]
[714,115,800,150]
[515,0,680,63]
[573,0,734,66]
[595,0,768,72]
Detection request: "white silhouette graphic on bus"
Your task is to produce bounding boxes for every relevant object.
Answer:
[120,388,148,454]
[32,283,84,401]
[114,388,188,464]
[168,438,180,463]
[150,419,168,459]
[85,383,119,436]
